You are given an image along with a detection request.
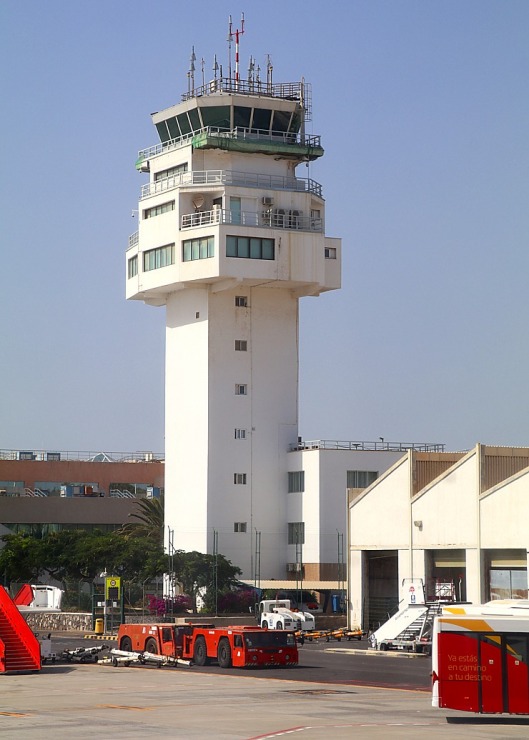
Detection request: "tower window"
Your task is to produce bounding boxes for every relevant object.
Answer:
[226,236,274,260]
[143,201,175,219]
[143,244,174,272]
[235,340,247,351]
[234,473,247,485]
[235,384,247,395]
[346,470,378,488]
[288,522,305,545]
[324,247,337,259]
[128,255,138,279]
[154,163,188,181]
[288,471,305,493]
[235,429,247,439]
[235,296,248,307]
[183,236,214,262]
[234,522,247,533]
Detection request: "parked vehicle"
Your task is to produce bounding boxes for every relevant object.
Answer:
[432,601,529,714]
[116,622,298,668]
[257,599,316,632]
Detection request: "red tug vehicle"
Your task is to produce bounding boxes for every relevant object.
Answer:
[116,622,298,669]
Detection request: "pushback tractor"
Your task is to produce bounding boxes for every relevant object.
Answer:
[116,622,298,669]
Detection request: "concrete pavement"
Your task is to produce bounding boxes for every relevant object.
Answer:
[2,661,529,738]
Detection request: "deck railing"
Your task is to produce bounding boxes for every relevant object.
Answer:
[141,169,322,199]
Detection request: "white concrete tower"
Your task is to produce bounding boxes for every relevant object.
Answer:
[126,41,341,580]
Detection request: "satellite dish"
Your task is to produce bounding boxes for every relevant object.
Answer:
[192,195,205,211]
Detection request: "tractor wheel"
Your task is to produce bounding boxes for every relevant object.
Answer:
[193,636,209,666]
[120,636,132,652]
[217,638,232,668]
[276,622,283,630]
[262,620,268,629]
[145,637,158,654]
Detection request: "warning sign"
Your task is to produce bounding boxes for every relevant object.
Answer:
[105,576,121,602]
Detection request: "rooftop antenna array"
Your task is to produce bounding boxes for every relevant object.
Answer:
[228,12,245,87]
[186,13,282,99]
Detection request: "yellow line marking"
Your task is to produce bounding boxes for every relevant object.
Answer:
[98,704,154,711]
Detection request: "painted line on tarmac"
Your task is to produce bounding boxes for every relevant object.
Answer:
[98,704,155,711]
[248,721,441,738]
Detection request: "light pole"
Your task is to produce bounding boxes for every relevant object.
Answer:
[100,569,108,633]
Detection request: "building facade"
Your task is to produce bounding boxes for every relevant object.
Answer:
[0,449,164,539]
[348,444,529,631]
[126,57,341,579]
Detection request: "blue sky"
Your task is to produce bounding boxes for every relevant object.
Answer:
[1,1,528,454]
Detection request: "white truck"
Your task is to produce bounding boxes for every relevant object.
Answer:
[257,599,316,633]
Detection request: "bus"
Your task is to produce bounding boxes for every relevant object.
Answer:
[432,601,529,714]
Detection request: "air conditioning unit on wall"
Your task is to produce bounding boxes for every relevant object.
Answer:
[262,196,274,206]
[287,562,302,572]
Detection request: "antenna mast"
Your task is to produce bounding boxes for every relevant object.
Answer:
[187,46,196,96]
[227,15,233,83]
[266,54,273,91]
[234,12,245,87]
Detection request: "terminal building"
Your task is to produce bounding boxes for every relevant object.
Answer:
[347,444,529,630]
[0,449,164,539]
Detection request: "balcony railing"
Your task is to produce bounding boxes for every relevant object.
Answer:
[289,440,446,453]
[0,448,164,462]
[137,126,321,163]
[141,169,322,199]
[181,208,323,232]
[128,231,139,250]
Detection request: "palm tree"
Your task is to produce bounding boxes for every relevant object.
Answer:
[119,496,164,543]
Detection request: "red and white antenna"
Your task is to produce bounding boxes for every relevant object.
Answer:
[234,12,245,84]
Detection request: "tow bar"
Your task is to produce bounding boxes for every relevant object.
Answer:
[101,649,192,669]
[62,645,109,663]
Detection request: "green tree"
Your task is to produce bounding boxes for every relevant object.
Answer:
[0,529,168,588]
[173,550,242,613]
[0,533,44,583]
[119,497,164,544]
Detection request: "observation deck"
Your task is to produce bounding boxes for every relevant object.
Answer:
[136,77,323,170]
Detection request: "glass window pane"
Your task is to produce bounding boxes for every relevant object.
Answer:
[234,106,252,128]
[155,121,170,142]
[250,238,261,259]
[183,242,191,262]
[166,117,181,140]
[188,108,201,132]
[252,108,272,131]
[191,240,199,260]
[271,110,291,132]
[238,237,249,258]
[201,105,230,129]
[177,113,191,135]
[226,236,237,257]
[262,239,274,260]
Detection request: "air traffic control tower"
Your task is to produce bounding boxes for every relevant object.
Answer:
[126,36,341,580]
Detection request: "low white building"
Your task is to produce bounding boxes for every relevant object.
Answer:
[347,444,529,631]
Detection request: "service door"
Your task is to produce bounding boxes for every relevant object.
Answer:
[504,634,529,714]
[479,635,504,713]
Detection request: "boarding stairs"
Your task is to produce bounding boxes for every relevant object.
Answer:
[0,586,41,673]
[372,602,442,653]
